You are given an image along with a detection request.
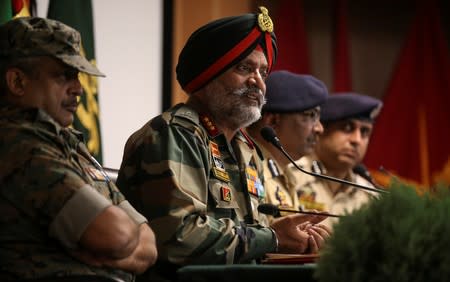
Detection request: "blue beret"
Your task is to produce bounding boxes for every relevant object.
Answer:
[263,71,328,113]
[176,7,277,94]
[320,93,383,122]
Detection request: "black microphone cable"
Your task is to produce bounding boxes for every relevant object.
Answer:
[260,126,388,194]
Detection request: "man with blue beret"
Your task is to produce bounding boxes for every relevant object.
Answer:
[294,93,383,229]
[246,70,331,241]
[117,8,328,282]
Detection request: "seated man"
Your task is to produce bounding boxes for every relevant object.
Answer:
[117,7,329,282]
[246,70,328,215]
[294,93,383,229]
[0,17,157,281]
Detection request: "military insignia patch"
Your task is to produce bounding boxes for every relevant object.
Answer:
[246,166,264,198]
[298,190,325,211]
[221,186,232,202]
[268,158,280,177]
[257,6,274,32]
[213,167,231,182]
[210,141,230,182]
[275,186,288,206]
[200,115,220,137]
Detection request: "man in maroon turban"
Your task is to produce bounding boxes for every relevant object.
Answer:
[117,7,330,281]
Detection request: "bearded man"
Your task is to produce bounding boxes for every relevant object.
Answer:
[117,8,329,281]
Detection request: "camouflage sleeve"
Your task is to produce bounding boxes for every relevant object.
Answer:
[49,184,112,249]
[1,130,112,249]
[118,116,275,265]
[118,200,148,225]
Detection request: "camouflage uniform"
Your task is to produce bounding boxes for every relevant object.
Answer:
[0,104,145,281]
[257,143,300,215]
[294,155,375,230]
[117,104,277,279]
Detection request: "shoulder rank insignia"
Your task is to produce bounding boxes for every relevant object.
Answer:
[200,114,220,137]
[210,141,230,182]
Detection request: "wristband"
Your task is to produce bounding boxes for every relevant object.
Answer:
[268,227,279,252]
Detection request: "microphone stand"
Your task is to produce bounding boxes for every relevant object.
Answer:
[260,127,388,194]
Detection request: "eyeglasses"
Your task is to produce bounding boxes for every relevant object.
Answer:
[301,109,321,123]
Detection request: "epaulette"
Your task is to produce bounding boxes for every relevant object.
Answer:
[199,114,220,138]
[268,158,280,177]
[311,160,326,174]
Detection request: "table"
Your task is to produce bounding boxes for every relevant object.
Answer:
[177,263,317,282]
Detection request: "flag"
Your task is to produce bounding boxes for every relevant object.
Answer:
[332,0,352,92]
[1,0,32,24]
[365,0,450,189]
[47,0,103,163]
[0,0,12,24]
[272,0,310,74]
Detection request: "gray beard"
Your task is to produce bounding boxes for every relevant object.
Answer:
[206,86,265,130]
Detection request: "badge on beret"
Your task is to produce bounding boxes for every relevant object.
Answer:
[370,104,383,119]
[258,6,274,32]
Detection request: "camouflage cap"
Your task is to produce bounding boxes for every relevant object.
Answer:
[0,17,104,77]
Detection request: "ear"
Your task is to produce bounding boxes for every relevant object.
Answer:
[5,68,28,97]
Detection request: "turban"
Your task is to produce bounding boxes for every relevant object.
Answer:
[176,7,277,93]
[320,93,383,122]
[263,70,328,113]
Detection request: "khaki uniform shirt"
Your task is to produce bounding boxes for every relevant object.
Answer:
[0,103,145,281]
[293,155,375,230]
[257,144,300,215]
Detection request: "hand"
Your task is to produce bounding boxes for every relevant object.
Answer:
[270,213,327,254]
[303,223,332,253]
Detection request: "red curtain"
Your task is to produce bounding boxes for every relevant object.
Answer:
[272,0,310,74]
[365,0,450,188]
[332,0,352,92]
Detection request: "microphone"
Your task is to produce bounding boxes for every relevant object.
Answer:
[353,163,372,182]
[353,163,385,190]
[260,126,388,194]
[258,203,342,218]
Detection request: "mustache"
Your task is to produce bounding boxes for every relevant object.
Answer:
[306,134,319,144]
[62,99,79,108]
[232,86,266,104]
